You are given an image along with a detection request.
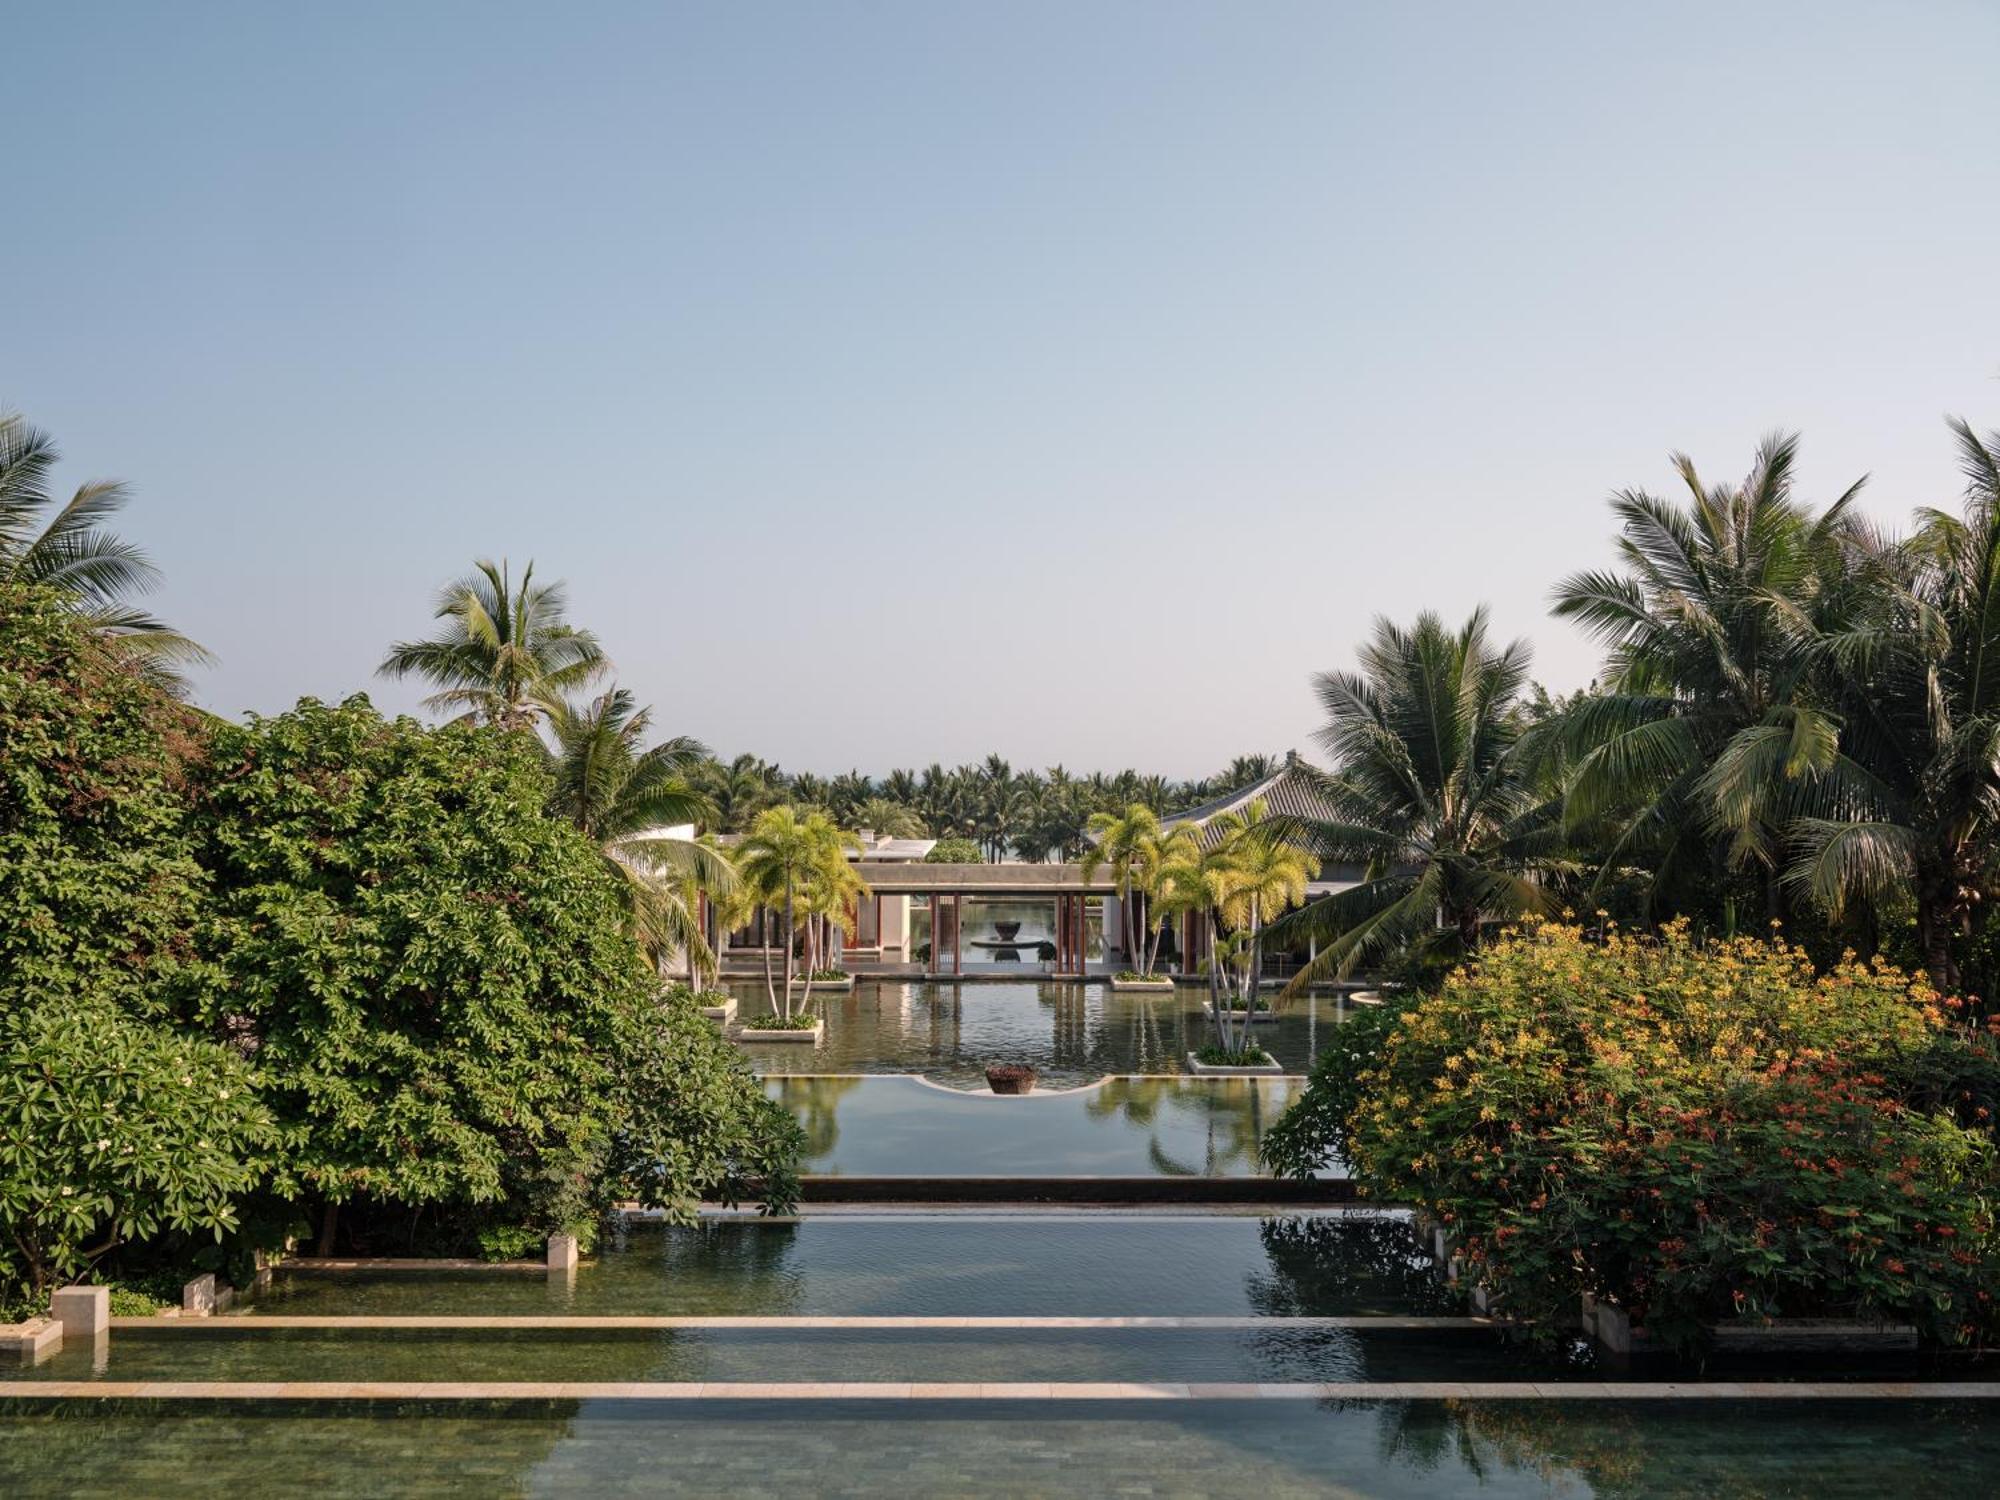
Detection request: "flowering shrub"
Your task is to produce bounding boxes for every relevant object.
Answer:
[1271,920,2000,1353]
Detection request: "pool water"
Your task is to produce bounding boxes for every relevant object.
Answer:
[231,1214,1460,1318]
[725,978,1344,1086]
[770,1074,1308,1176]
[3,1399,1997,1498]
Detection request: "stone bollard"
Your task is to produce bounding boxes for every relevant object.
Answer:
[50,1285,109,1340]
[547,1234,578,1273]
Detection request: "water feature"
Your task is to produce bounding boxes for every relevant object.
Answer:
[725,978,1340,1086]
[768,1074,1306,1176]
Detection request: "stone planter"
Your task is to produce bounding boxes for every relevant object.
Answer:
[1202,1002,1279,1024]
[1109,975,1176,993]
[0,1317,62,1362]
[698,998,737,1024]
[985,1065,1038,1095]
[1579,1294,1917,1355]
[791,974,855,993]
[732,1018,825,1045]
[1184,1050,1284,1076]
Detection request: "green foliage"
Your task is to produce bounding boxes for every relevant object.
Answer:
[0,585,208,1015]
[475,1223,543,1263]
[1192,1044,1274,1066]
[1260,997,1408,1179]
[175,694,799,1229]
[923,837,983,863]
[0,999,271,1309]
[1312,921,2000,1353]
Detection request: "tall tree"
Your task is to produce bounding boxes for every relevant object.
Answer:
[1270,609,1557,987]
[0,412,209,687]
[1783,417,2000,991]
[1550,435,1864,919]
[544,688,733,974]
[734,806,860,1019]
[379,558,606,729]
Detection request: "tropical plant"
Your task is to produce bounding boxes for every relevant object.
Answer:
[178,695,798,1250]
[1780,417,2000,990]
[924,836,983,863]
[378,558,607,728]
[733,806,862,1020]
[1269,609,1557,990]
[0,413,208,686]
[544,687,732,973]
[1082,803,1176,974]
[1276,920,2000,1355]
[852,797,926,838]
[1549,434,1867,921]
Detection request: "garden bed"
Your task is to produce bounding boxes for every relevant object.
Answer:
[1108,973,1176,992]
[732,1017,825,1044]
[1185,1050,1284,1076]
[1202,1001,1279,1024]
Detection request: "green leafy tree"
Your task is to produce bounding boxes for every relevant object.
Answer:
[378,558,607,729]
[733,806,861,1019]
[180,695,795,1249]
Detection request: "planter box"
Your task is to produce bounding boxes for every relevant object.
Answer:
[732,1018,825,1045]
[1184,1051,1284,1076]
[1109,976,1176,993]
[1579,1294,1917,1354]
[791,975,854,992]
[0,1317,61,1362]
[698,998,737,1024]
[1202,1002,1279,1024]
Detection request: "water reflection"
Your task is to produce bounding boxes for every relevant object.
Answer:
[728,979,1339,1087]
[765,1075,1305,1177]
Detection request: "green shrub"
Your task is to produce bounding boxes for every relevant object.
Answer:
[0,999,272,1311]
[1292,920,2000,1353]
[923,838,982,863]
[475,1224,543,1263]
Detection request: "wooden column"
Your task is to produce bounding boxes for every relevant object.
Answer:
[953,893,963,976]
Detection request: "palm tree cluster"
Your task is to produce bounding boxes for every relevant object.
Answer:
[687,751,1283,857]
[1270,418,2000,1004]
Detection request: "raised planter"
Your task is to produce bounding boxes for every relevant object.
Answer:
[790,974,855,993]
[984,1064,1038,1095]
[1579,1294,1918,1354]
[732,1018,826,1045]
[1202,1002,1279,1025]
[1108,975,1176,993]
[1184,1050,1284,1076]
[0,1317,62,1362]
[698,998,737,1024]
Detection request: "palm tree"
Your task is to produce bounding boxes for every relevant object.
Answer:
[379,558,606,728]
[1217,803,1313,1012]
[1269,609,1558,991]
[1781,418,2000,990]
[1082,803,1166,971]
[852,797,927,838]
[734,806,861,1020]
[1549,435,1865,919]
[0,412,209,685]
[544,688,732,973]
[691,753,785,833]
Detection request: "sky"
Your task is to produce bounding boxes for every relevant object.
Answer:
[7,2,2000,777]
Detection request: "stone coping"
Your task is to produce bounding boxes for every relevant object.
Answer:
[1184,1052,1284,1076]
[6,1380,2000,1401]
[758,1071,1311,1090]
[119,1314,1489,1331]
[277,1258,545,1274]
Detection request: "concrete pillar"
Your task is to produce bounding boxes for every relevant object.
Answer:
[50,1285,109,1339]
[547,1233,578,1272]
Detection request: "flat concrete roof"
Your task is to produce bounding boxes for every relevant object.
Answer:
[861,863,1118,894]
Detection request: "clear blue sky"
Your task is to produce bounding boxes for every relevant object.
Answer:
[9,2,1999,776]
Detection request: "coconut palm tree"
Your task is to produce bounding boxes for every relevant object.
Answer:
[1268,609,1559,991]
[1217,804,1314,1012]
[544,688,732,973]
[379,558,606,729]
[0,412,209,686]
[852,797,927,839]
[1779,418,2000,990]
[1549,435,1865,918]
[735,806,861,1020]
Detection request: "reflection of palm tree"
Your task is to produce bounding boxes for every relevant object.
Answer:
[765,1076,863,1162]
[1083,1077,1291,1176]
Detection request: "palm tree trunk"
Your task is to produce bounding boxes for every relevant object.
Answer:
[1121,880,1137,970]
[782,878,797,1022]
[760,909,776,1011]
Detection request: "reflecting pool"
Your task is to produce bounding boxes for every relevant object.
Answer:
[725,978,1344,1086]
[233,1214,1459,1318]
[3,1399,1997,1498]
[769,1074,1306,1176]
